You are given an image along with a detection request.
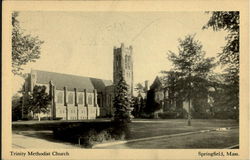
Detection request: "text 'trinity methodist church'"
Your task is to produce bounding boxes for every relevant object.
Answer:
[22,43,133,120]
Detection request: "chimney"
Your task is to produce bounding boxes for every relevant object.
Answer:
[121,43,124,48]
[144,80,149,91]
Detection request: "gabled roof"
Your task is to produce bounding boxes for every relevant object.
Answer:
[90,78,113,92]
[33,70,113,92]
[150,76,164,90]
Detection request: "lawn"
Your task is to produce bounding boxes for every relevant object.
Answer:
[99,128,239,149]
[128,119,238,139]
[12,119,239,148]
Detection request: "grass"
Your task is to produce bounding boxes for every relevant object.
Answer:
[12,119,239,148]
[128,119,238,139]
[101,128,239,149]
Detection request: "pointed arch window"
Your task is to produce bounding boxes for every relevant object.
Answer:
[128,56,131,69]
[125,55,128,69]
[68,92,74,105]
[116,55,121,67]
[57,92,63,104]
[88,94,93,105]
[78,93,84,105]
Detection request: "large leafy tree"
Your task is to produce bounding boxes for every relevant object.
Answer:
[203,11,239,120]
[161,71,181,107]
[161,71,186,117]
[203,11,239,68]
[12,12,44,76]
[207,74,234,119]
[167,34,216,124]
[27,85,51,121]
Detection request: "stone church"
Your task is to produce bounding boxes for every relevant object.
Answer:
[22,43,133,120]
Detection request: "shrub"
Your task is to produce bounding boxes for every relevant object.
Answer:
[40,117,51,120]
[78,125,129,148]
[53,121,130,148]
[53,117,63,120]
[81,129,115,147]
[139,113,154,119]
[158,112,177,119]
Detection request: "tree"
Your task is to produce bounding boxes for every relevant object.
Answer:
[27,85,51,121]
[113,72,131,123]
[112,72,132,139]
[160,71,186,117]
[203,11,239,120]
[12,12,44,76]
[12,94,23,121]
[131,96,139,117]
[167,34,216,125]
[161,71,181,107]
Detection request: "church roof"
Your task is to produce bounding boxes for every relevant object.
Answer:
[33,70,113,92]
[90,78,113,92]
[150,76,164,90]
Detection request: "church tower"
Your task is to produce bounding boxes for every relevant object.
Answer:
[113,43,133,96]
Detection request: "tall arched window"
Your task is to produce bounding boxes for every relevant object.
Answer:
[128,56,131,69]
[78,93,84,105]
[57,92,63,104]
[125,55,128,69]
[68,92,74,105]
[88,94,93,105]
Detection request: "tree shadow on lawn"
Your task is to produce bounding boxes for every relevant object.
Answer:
[12,120,114,147]
[13,130,77,145]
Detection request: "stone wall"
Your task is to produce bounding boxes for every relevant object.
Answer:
[52,88,99,120]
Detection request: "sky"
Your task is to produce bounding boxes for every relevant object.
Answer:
[12,11,227,94]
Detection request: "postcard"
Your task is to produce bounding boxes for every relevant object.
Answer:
[2,0,249,159]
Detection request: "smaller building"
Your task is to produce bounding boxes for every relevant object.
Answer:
[147,76,186,118]
[148,75,219,119]
[149,76,169,112]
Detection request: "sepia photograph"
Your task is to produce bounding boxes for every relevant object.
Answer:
[11,11,240,149]
[2,1,249,160]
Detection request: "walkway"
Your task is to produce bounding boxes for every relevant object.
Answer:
[12,132,80,149]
